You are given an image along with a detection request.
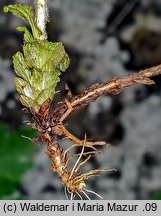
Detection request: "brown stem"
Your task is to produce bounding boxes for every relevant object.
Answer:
[41,132,71,186]
[51,64,161,124]
[49,64,161,146]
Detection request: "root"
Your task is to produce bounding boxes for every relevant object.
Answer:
[68,134,87,180]
[33,64,161,199]
[74,155,91,174]
[72,168,117,184]
[59,99,73,123]
[84,188,103,199]
[21,135,34,143]
[57,124,106,148]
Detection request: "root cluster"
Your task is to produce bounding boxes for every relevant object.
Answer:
[28,64,161,199]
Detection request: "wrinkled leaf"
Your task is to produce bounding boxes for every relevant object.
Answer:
[57,53,70,72]
[30,68,43,89]
[41,69,60,90]
[4,4,41,40]
[23,41,67,70]
[15,77,39,100]
[20,95,39,111]
[14,77,29,95]
[13,52,31,82]
[17,26,34,43]
[4,4,33,24]
[37,87,56,106]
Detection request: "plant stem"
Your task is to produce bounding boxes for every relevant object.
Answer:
[52,63,161,124]
[35,0,48,40]
[47,63,161,147]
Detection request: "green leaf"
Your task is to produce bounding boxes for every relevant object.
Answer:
[3,4,33,24]
[41,69,60,90]
[17,26,34,43]
[37,87,56,106]
[57,53,70,72]
[14,77,29,95]
[15,77,39,100]
[0,125,37,198]
[30,68,43,89]
[20,95,39,111]
[13,52,31,82]
[46,42,68,68]
[3,4,41,40]
[23,41,68,70]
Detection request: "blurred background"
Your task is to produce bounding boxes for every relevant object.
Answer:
[0,0,161,200]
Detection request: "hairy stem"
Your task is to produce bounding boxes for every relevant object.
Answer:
[35,0,48,40]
